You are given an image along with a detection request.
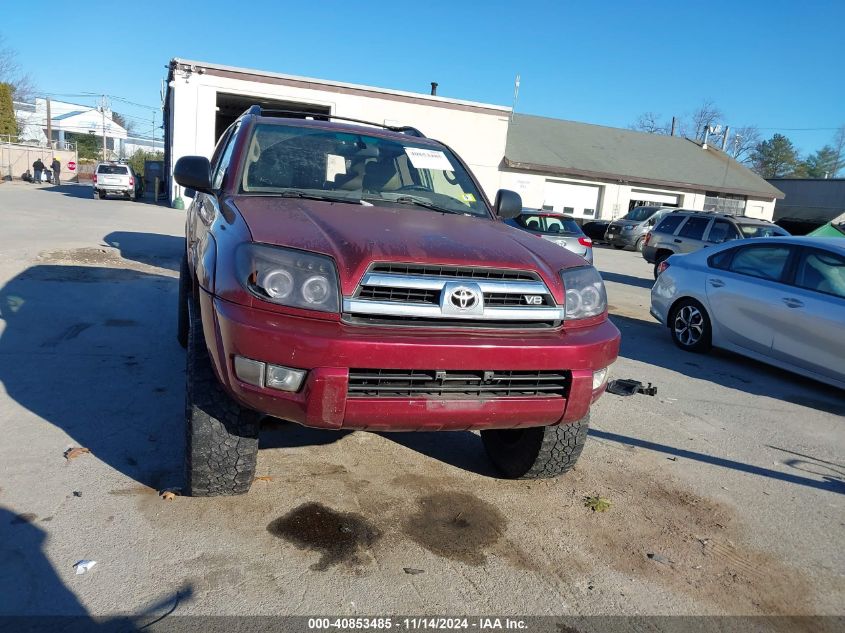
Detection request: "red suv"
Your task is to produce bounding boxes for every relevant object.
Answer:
[174,107,620,496]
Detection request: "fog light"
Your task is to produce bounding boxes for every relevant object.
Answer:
[234,356,265,387]
[592,367,609,390]
[265,364,306,392]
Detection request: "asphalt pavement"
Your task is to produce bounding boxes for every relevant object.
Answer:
[0,182,842,625]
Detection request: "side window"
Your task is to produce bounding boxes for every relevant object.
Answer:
[707,219,741,244]
[728,246,792,282]
[708,248,735,270]
[794,249,845,299]
[654,214,684,235]
[678,217,711,240]
[211,123,240,190]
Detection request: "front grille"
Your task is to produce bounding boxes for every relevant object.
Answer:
[342,314,560,329]
[358,285,439,304]
[370,263,537,281]
[348,369,570,398]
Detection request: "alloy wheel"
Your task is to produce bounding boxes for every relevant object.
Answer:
[674,305,704,346]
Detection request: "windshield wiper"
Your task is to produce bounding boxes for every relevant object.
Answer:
[272,189,363,204]
[367,194,467,215]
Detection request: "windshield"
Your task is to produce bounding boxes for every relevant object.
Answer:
[97,165,129,175]
[239,123,489,217]
[739,223,790,238]
[622,207,659,222]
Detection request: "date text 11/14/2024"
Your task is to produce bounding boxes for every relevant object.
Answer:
[307,618,529,630]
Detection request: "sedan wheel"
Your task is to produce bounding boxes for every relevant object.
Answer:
[670,299,712,352]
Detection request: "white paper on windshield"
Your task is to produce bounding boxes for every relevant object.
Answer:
[404,147,454,171]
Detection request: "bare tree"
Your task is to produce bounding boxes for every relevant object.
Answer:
[726,125,761,163]
[0,35,35,102]
[831,124,845,177]
[630,111,671,135]
[686,99,724,141]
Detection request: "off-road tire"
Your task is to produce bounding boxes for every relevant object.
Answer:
[185,301,259,496]
[481,414,590,479]
[176,254,190,348]
[669,298,713,353]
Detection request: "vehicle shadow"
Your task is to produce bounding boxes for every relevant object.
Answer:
[601,271,655,289]
[103,231,183,272]
[0,264,185,493]
[36,183,166,205]
[0,507,191,627]
[381,431,499,477]
[610,313,845,417]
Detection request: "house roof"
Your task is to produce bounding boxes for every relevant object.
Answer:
[505,114,783,199]
[53,110,85,121]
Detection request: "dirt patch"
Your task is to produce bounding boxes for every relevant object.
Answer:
[267,502,381,571]
[403,491,505,566]
[34,247,178,278]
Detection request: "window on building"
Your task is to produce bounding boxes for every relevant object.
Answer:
[563,206,574,214]
[583,208,595,216]
[704,191,746,214]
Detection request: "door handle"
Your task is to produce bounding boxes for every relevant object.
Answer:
[782,298,803,308]
[673,239,682,244]
[708,278,725,288]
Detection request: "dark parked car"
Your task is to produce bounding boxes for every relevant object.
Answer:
[173,106,620,496]
[505,210,594,262]
[582,220,610,244]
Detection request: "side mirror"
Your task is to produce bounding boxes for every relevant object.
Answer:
[494,189,522,219]
[174,156,212,193]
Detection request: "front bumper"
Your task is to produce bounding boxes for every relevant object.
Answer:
[201,291,620,432]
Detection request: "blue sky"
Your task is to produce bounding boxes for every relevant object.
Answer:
[3,0,842,154]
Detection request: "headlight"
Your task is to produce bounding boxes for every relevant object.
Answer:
[622,225,633,231]
[236,244,340,312]
[560,266,607,319]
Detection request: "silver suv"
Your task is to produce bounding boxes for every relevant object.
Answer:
[642,211,789,278]
[604,206,675,252]
[93,162,138,201]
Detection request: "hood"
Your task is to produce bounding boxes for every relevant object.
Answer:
[609,218,643,228]
[232,196,588,300]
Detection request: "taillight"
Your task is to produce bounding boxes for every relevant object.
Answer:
[129,176,134,186]
[92,174,97,183]
[657,260,670,275]
[578,236,593,247]
[643,232,651,246]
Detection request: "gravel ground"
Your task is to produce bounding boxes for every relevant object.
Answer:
[0,182,842,626]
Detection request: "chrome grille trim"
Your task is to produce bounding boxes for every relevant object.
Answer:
[346,266,562,323]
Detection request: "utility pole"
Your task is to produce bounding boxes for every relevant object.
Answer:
[100,95,108,160]
[670,116,676,136]
[46,98,53,149]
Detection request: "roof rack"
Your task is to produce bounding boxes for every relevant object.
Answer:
[242,105,426,137]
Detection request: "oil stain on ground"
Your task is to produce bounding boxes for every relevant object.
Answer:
[403,491,505,566]
[267,502,381,571]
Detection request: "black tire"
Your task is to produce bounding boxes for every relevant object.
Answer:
[185,301,259,496]
[653,251,671,279]
[613,245,625,250]
[635,237,644,253]
[481,414,590,479]
[176,254,190,348]
[669,298,712,353]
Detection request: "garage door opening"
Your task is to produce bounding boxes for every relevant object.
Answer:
[215,92,331,140]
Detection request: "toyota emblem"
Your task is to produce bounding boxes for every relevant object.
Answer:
[449,287,478,310]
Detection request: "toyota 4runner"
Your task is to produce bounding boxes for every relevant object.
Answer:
[174,107,620,496]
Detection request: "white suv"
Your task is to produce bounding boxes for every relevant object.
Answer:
[93,162,138,200]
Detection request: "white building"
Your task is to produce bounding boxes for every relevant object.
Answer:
[164,58,782,217]
[121,135,164,158]
[14,98,127,155]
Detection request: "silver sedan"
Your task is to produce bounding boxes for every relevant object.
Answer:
[650,236,845,389]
